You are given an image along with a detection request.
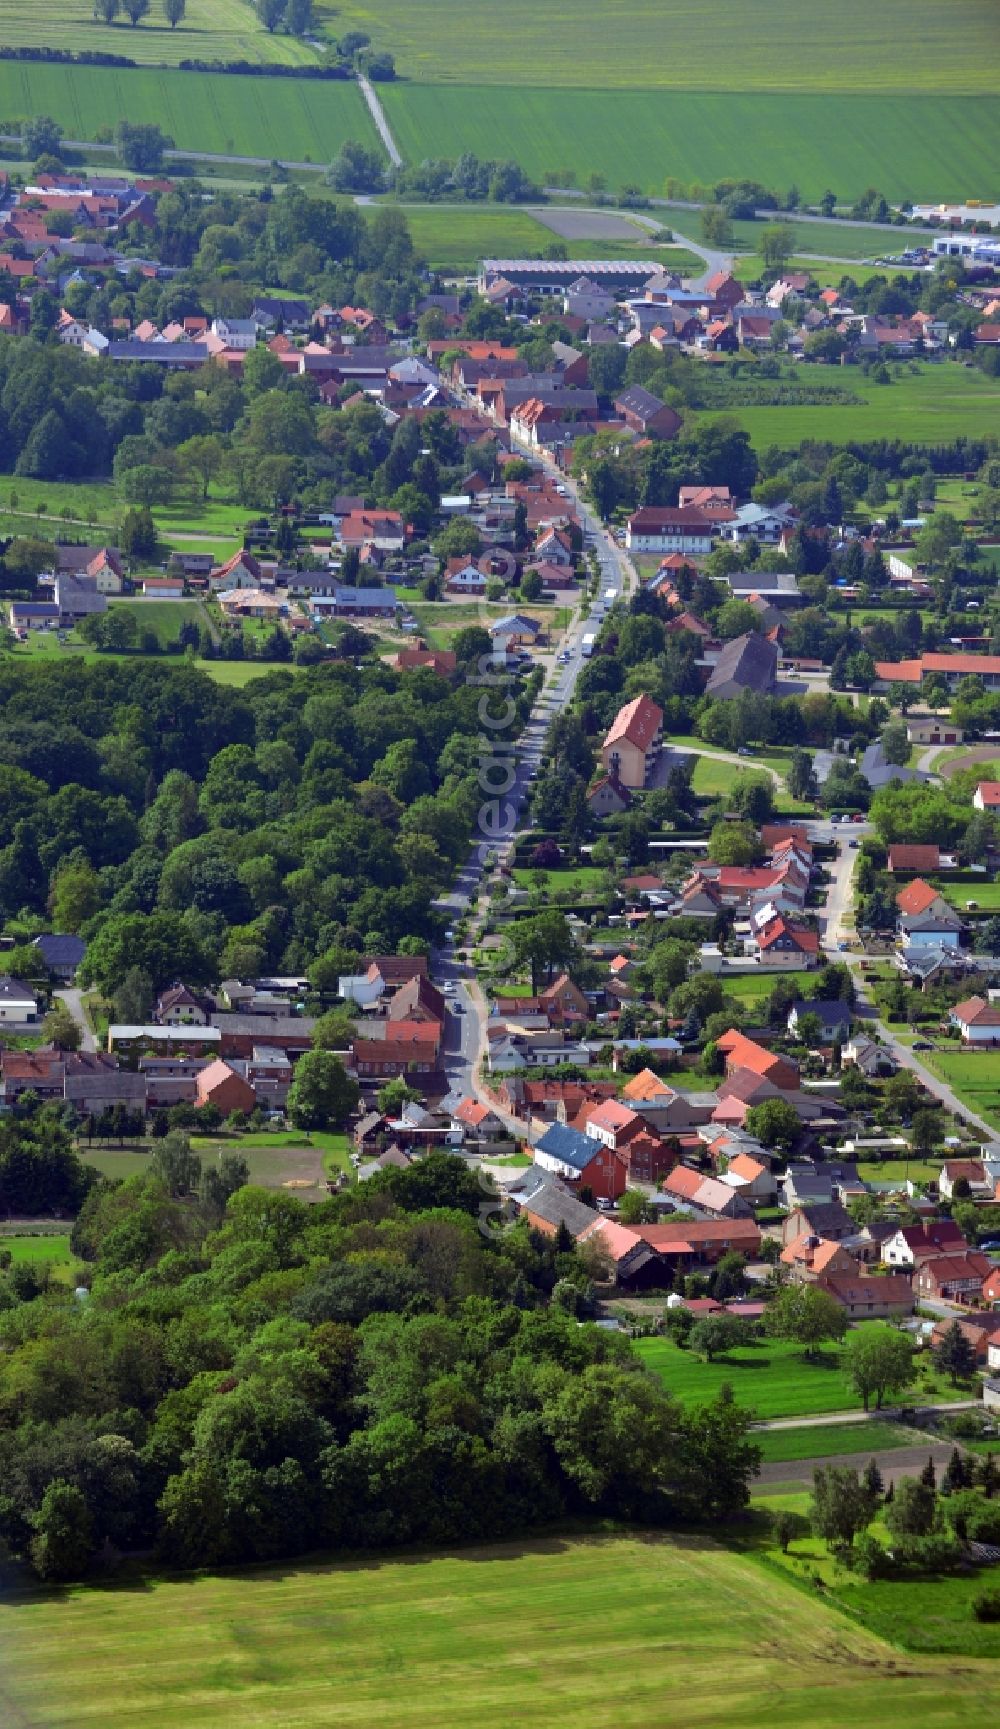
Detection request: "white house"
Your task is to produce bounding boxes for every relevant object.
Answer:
[950,996,1000,1043]
[338,968,384,1009]
[625,508,714,555]
[719,502,795,544]
[0,976,38,1024]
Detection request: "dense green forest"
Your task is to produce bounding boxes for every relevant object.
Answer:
[0,650,514,994]
[0,1151,760,1579]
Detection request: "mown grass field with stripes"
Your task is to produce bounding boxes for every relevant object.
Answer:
[0,0,315,66]
[2,1532,998,1727]
[0,63,376,160]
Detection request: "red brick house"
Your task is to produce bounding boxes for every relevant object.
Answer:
[914,1252,992,1303]
[195,1058,256,1116]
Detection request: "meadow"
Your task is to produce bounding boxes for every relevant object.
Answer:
[0,63,378,161]
[665,207,935,263]
[716,364,1000,449]
[2,1531,997,1728]
[0,0,317,66]
[336,0,997,91]
[634,1329,944,1420]
[755,1487,1000,1659]
[400,205,705,275]
[382,87,1000,204]
[924,1050,1000,1132]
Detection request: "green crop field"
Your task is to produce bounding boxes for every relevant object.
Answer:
[635,1330,926,1421]
[338,0,997,92]
[0,63,379,161]
[3,1531,997,1728]
[383,87,1000,204]
[714,364,1000,449]
[0,0,317,66]
[755,1418,917,1464]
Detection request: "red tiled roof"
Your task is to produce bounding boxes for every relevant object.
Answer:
[888,844,940,872]
[895,878,941,916]
[603,693,663,753]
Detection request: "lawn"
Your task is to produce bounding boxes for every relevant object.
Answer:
[111,598,211,647]
[634,1329,927,1421]
[194,658,302,686]
[193,1128,353,1183]
[0,1232,78,1283]
[3,1531,998,1728]
[924,1050,1000,1131]
[755,1418,918,1464]
[715,363,1000,449]
[721,969,813,1006]
[934,878,1000,911]
[512,865,608,895]
[409,600,570,650]
[0,0,318,65]
[856,1158,942,1185]
[78,1145,152,1181]
[382,86,1000,204]
[0,63,379,161]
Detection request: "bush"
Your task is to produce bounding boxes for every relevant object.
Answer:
[973,1590,1000,1623]
[853,1532,895,1580]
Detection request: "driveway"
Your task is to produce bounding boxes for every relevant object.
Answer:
[55,988,96,1052]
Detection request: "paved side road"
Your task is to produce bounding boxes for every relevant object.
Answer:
[756,1399,978,1432]
[756,1440,959,1489]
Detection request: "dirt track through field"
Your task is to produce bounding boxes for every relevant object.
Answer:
[938,745,1000,779]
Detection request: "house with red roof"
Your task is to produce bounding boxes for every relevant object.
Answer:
[875,653,1000,693]
[914,1252,992,1304]
[888,844,942,875]
[881,1221,968,1268]
[586,774,633,817]
[600,694,663,788]
[895,878,953,921]
[451,1097,507,1139]
[716,1030,799,1090]
[949,997,1000,1044]
[751,916,820,967]
[209,549,264,592]
[974,782,1000,811]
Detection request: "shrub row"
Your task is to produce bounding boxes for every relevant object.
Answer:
[0,45,351,81]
